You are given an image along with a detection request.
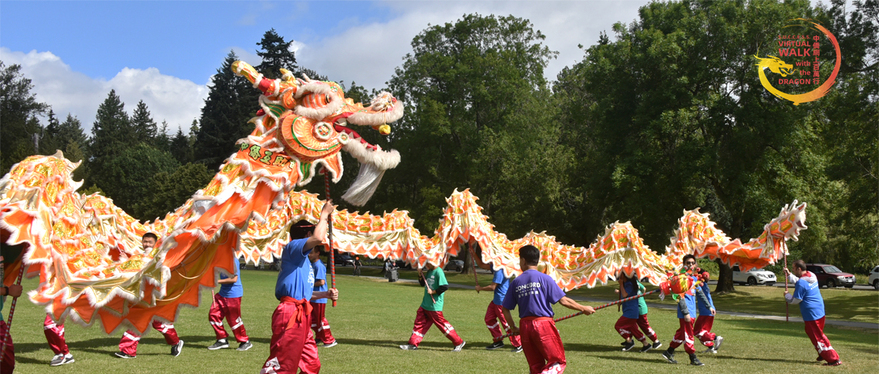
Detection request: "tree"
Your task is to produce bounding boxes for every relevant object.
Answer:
[170,127,191,164]
[139,162,214,222]
[130,100,158,141]
[0,61,48,172]
[193,51,259,170]
[256,28,298,79]
[89,89,136,190]
[376,14,568,240]
[155,121,172,152]
[555,0,832,293]
[101,143,180,219]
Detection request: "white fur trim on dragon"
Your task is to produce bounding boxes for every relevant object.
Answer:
[341,140,401,206]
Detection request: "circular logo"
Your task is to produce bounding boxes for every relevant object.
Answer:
[753,19,841,105]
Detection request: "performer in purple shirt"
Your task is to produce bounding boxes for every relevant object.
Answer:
[502,245,594,374]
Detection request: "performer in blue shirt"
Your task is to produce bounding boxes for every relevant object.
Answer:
[784,260,841,366]
[208,255,251,351]
[309,248,338,348]
[476,262,522,352]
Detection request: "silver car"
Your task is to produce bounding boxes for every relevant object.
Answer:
[732,266,777,286]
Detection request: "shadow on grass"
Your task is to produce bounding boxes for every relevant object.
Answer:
[333,337,462,351]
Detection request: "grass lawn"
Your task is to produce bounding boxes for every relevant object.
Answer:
[5,268,878,373]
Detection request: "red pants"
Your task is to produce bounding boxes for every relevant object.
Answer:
[261,298,320,374]
[119,320,180,356]
[668,318,695,354]
[407,307,463,347]
[0,320,13,374]
[520,317,566,374]
[310,302,336,345]
[694,315,716,347]
[44,314,69,355]
[615,316,645,341]
[209,294,249,343]
[804,317,840,363]
[636,314,658,342]
[485,302,521,347]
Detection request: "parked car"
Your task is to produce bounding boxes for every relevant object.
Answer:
[869,266,879,290]
[732,266,777,286]
[805,263,855,288]
[334,253,355,267]
[445,260,464,272]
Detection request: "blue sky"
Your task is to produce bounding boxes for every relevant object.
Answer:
[1,1,648,133]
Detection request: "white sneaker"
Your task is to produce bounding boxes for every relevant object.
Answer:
[399,344,417,350]
[452,341,466,352]
[713,336,723,352]
[323,341,338,348]
[50,353,75,366]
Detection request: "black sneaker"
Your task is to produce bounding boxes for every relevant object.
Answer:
[662,350,677,364]
[652,341,663,349]
[237,341,253,351]
[208,339,229,350]
[620,341,629,346]
[511,346,523,353]
[622,341,636,352]
[171,340,184,357]
[689,354,704,366]
[114,352,135,359]
[639,344,652,353]
[823,360,842,366]
[816,356,825,362]
[486,341,504,350]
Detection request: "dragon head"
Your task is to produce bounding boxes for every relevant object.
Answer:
[231,61,404,206]
[754,55,793,77]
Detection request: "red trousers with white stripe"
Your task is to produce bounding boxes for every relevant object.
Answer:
[804,317,840,363]
[407,307,463,347]
[309,302,335,345]
[636,314,658,342]
[485,302,521,347]
[43,314,69,355]
[668,318,695,354]
[615,316,645,341]
[261,298,320,374]
[118,320,180,356]
[0,320,14,374]
[520,317,566,374]
[209,293,249,343]
[694,315,716,347]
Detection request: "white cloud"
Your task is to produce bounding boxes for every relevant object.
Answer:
[293,1,644,91]
[0,48,208,134]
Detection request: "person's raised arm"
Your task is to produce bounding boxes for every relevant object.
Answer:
[304,200,334,252]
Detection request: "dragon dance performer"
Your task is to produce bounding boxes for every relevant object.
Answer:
[502,245,595,374]
[632,277,662,351]
[475,260,522,353]
[116,233,185,359]
[693,269,723,353]
[44,314,74,366]
[261,201,338,374]
[399,262,466,352]
[784,260,841,366]
[661,254,711,366]
[309,247,338,348]
[615,272,653,353]
[207,255,252,352]
[0,255,24,374]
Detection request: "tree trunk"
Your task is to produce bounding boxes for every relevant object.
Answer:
[715,259,735,294]
[462,243,472,275]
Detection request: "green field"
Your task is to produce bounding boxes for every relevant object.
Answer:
[5,268,878,373]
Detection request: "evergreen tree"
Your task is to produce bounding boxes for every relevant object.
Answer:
[0,61,48,172]
[256,28,298,79]
[170,127,191,164]
[130,100,158,142]
[39,109,62,155]
[90,89,135,190]
[155,121,172,152]
[193,51,258,170]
